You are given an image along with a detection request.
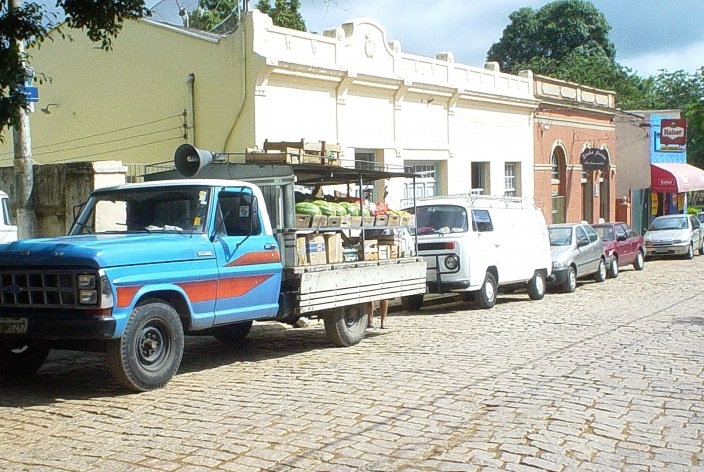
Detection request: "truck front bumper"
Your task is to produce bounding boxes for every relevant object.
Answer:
[0,312,116,340]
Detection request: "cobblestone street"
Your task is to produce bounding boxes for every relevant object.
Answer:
[1,256,703,471]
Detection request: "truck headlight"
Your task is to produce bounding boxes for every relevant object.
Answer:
[444,255,459,270]
[79,290,98,304]
[552,261,566,269]
[77,274,96,289]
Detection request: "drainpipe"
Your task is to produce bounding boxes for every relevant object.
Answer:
[186,73,196,145]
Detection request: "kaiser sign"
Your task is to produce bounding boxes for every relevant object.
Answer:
[658,119,687,152]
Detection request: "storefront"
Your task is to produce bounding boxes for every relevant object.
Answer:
[650,162,704,215]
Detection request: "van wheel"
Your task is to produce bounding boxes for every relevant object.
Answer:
[0,340,50,379]
[526,271,546,301]
[213,320,253,344]
[563,266,577,293]
[107,300,184,392]
[401,294,424,311]
[607,257,619,279]
[474,272,497,309]
[324,303,368,347]
[634,250,645,270]
[700,239,704,256]
[594,259,607,282]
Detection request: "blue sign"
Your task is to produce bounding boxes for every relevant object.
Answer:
[20,86,39,103]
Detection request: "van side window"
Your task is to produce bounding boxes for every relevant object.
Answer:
[471,209,493,232]
[217,191,261,237]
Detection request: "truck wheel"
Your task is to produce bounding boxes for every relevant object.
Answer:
[107,300,184,392]
[563,266,577,293]
[526,270,546,301]
[324,303,368,347]
[401,294,424,311]
[213,321,253,344]
[0,340,50,379]
[474,272,497,309]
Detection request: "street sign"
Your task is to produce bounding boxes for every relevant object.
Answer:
[20,86,39,103]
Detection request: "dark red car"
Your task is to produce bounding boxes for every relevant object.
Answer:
[592,222,645,278]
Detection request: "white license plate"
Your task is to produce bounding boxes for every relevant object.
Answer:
[0,318,28,335]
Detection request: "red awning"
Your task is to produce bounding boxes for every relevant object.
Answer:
[651,163,704,193]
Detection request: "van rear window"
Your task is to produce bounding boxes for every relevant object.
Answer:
[415,205,468,234]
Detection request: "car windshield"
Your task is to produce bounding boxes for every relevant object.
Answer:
[415,205,468,234]
[649,217,687,231]
[549,227,572,246]
[594,225,614,241]
[70,186,211,235]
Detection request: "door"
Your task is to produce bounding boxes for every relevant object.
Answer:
[575,225,599,275]
[212,187,282,324]
[470,209,497,287]
[614,223,634,264]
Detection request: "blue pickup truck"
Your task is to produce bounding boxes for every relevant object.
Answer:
[0,148,426,391]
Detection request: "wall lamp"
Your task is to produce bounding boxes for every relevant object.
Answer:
[40,103,59,114]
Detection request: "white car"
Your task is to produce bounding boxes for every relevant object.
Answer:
[644,214,704,259]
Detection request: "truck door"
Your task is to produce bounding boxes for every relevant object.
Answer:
[212,188,282,324]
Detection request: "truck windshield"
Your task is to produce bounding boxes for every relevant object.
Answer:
[70,186,211,235]
[415,205,468,234]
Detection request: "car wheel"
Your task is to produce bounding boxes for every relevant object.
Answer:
[474,272,497,309]
[607,256,618,279]
[0,340,51,379]
[634,250,645,271]
[594,259,607,282]
[526,270,546,301]
[699,239,704,256]
[686,243,694,260]
[562,266,577,293]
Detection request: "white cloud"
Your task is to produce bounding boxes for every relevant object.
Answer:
[621,41,704,77]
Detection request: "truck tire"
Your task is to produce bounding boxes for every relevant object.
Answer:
[107,300,184,392]
[213,321,253,344]
[474,272,497,309]
[526,270,546,301]
[0,340,50,379]
[324,303,368,347]
[401,294,424,311]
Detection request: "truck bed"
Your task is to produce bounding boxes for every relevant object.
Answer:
[286,257,426,314]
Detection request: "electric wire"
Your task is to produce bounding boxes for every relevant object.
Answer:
[53,135,183,163]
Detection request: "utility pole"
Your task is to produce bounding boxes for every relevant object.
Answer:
[10,0,37,239]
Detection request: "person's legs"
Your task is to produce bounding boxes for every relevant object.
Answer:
[368,301,375,328]
[379,299,389,328]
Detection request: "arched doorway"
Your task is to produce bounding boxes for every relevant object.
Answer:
[550,145,567,223]
[599,150,611,222]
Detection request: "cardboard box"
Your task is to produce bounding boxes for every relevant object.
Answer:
[324,232,343,263]
[389,244,399,259]
[361,239,378,261]
[296,235,309,266]
[306,234,327,265]
[378,244,390,260]
[342,247,359,262]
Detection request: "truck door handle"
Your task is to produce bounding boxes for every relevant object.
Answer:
[264,243,277,250]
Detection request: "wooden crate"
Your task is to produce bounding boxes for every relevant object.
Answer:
[349,216,362,227]
[262,139,341,165]
[311,215,327,229]
[327,216,342,227]
[295,215,312,228]
[362,216,375,227]
[374,215,389,226]
[387,215,401,226]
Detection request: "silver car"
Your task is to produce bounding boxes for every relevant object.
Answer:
[644,214,704,259]
[547,223,607,292]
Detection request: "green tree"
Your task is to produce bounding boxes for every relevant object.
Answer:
[0,0,150,133]
[255,0,305,31]
[487,0,615,75]
[188,0,239,32]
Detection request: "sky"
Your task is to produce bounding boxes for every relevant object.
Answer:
[147,0,704,78]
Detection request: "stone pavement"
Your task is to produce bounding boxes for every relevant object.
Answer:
[1,255,704,471]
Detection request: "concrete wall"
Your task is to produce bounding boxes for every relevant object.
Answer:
[0,162,126,237]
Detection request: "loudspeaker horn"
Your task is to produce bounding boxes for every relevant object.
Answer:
[174,144,215,177]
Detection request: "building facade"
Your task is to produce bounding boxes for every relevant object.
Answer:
[1,10,539,212]
[533,75,617,225]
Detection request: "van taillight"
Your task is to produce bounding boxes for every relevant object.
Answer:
[444,242,456,250]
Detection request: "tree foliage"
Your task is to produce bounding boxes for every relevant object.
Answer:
[255,0,305,31]
[487,0,615,75]
[188,0,240,32]
[0,0,150,135]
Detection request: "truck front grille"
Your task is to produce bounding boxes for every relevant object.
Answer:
[0,270,81,308]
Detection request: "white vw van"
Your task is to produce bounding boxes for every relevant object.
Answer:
[405,194,552,310]
[0,190,17,242]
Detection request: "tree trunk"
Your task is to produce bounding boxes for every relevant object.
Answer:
[10,0,37,239]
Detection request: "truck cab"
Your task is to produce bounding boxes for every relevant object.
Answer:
[0,190,17,243]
